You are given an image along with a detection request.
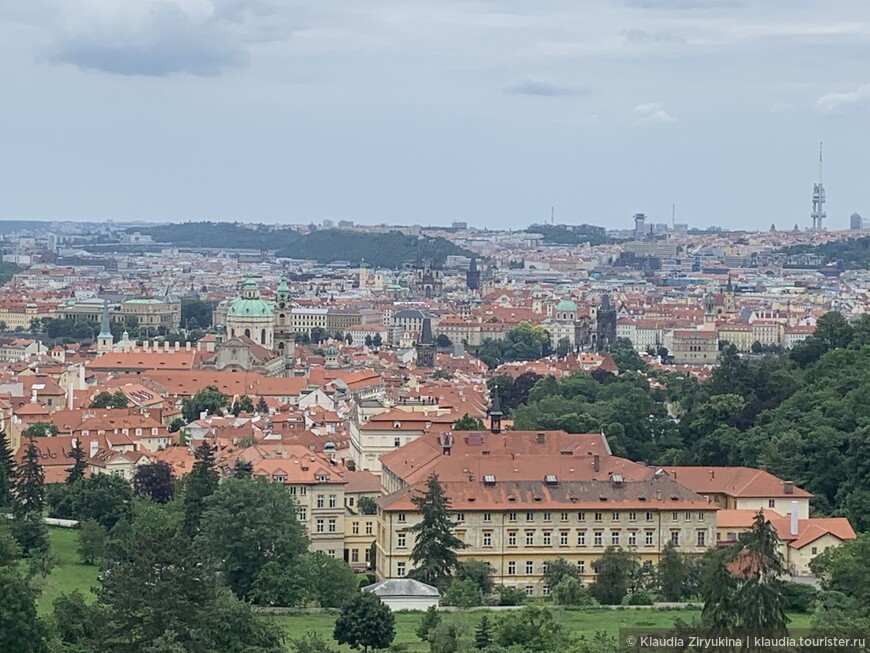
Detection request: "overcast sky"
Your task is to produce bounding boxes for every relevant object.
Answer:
[1,0,868,231]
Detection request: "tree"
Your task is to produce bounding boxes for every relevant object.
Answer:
[182,440,219,538]
[364,335,373,348]
[48,473,133,529]
[455,559,495,596]
[90,391,129,409]
[0,431,15,509]
[372,333,382,348]
[0,568,48,653]
[301,551,359,608]
[495,605,568,652]
[232,394,255,416]
[556,337,572,358]
[256,396,269,414]
[542,556,580,590]
[610,337,648,373]
[473,615,492,650]
[12,437,48,556]
[310,326,329,344]
[291,632,339,653]
[76,519,107,565]
[181,385,228,422]
[452,414,484,431]
[233,459,254,479]
[442,578,482,607]
[21,422,58,438]
[590,547,639,605]
[65,438,87,485]
[416,605,441,641]
[408,474,467,590]
[197,478,308,598]
[357,495,378,515]
[428,620,466,653]
[50,590,109,652]
[333,592,395,653]
[657,543,687,602]
[552,576,593,606]
[133,461,175,503]
[0,520,21,567]
[701,550,740,630]
[168,417,185,433]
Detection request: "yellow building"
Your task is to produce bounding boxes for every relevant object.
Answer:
[376,430,717,596]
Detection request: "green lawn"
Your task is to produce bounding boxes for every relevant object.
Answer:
[34,527,813,647]
[33,527,99,614]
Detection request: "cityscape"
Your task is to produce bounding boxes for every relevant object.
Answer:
[2,1,870,652]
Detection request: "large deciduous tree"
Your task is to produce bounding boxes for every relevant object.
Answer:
[408,474,466,590]
[333,592,395,653]
[132,461,175,504]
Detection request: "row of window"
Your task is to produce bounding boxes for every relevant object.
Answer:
[315,495,339,508]
[315,518,338,533]
[396,529,708,549]
[395,511,708,524]
[350,521,374,535]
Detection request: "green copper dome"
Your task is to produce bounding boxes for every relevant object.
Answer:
[556,299,577,312]
[227,278,274,318]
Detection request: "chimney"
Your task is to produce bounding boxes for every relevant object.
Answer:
[71,437,78,450]
[89,440,98,458]
[174,341,180,351]
[164,342,170,352]
[67,384,74,410]
[783,481,794,495]
[790,501,799,536]
[709,469,715,480]
[592,454,600,473]
[185,341,191,351]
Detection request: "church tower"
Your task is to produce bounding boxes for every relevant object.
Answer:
[415,317,437,368]
[96,300,114,354]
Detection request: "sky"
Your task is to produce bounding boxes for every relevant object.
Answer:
[0,0,868,231]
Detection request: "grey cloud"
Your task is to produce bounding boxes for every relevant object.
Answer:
[815,84,870,114]
[621,28,686,44]
[504,78,589,97]
[45,0,287,76]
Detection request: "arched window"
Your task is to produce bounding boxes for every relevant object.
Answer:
[261,329,267,345]
[244,328,251,338]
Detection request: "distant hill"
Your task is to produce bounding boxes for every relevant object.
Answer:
[527,224,615,247]
[781,236,870,269]
[130,223,473,267]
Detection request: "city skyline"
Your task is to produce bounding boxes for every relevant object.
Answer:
[0,1,868,230]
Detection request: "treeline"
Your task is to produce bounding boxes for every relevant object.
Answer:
[130,223,473,267]
[510,313,870,530]
[781,235,870,268]
[528,224,615,247]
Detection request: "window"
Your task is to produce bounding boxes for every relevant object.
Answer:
[526,512,534,522]
[351,549,359,562]
[397,562,406,577]
[543,531,552,546]
[525,531,534,546]
[316,495,324,509]
[394,437,401,447]
[594,531,603,546]
[316,519,324,533]
[365,522,373,535]
[628,531,637,546]
[542,584,550,597]
[685,512,692,522]
[629,512,637,522]
[612,512,620,522]
[611,531,620,546]
[365,548,371,562]
[483,512,492,523]
[645,531,654,546]
[328,549,335,558]
[768,499,776,508]
[398,513,406,523]
[670,531,680,546]
[288,486,297,495]
[455,512,465,522]
[577,531,586,546]
[698,512,706,521]
[560,531,569,546]
[509,512,517,522]
[508,531,517,546]
[697,530,706,547]
[560,512,569,522]
[646,512,653,522]
[543,512,551,522]
[508,561,516,575]
[594,512,603,522]
[483,532,492,547]
[300,486,307,495]
[811,546,818,555]
[672,512,679,522]
[352,521,359,534]
[297,508,307,521]
[577,560,585,573]
[398,533,406,548]
[329,495,337,508]
[525,561,534,575]
[578,512,586,522]
[328,518,336,533]
[525,585,534,596]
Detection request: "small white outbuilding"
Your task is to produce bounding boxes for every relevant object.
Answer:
[361,578,440,611]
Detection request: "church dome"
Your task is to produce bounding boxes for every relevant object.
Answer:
[326,345,338,356]
[555,299,577,312]
[227,278,273,318]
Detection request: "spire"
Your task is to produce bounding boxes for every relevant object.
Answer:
[99,299,111,337]
[489,385,503,434]
[420,317,434,344]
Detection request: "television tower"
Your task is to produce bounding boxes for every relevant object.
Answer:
[811,142,826,231]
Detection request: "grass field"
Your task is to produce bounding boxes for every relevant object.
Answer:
[36,526,813,648]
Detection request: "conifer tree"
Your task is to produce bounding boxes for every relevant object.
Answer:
[182,440,219,538]
[731,512,789,631]
[12,438,48,555]
[65,438,87,484]
[0,431,15,509]
[408,474,466,590]
[416,605,441,641]
[473,615,492,650]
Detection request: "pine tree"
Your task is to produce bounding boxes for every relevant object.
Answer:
[731,512,789,631]
[256,396,269,414]
[701,550,739,630]
[657,543,686,602]
[182,441,219,538]
[473,615,492,650]
[416,605,441,641]
[0,431,16,509]
[233,459,254,479]
[408,474,467,590]
[12,438,48,556]
[65,439,87,484]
